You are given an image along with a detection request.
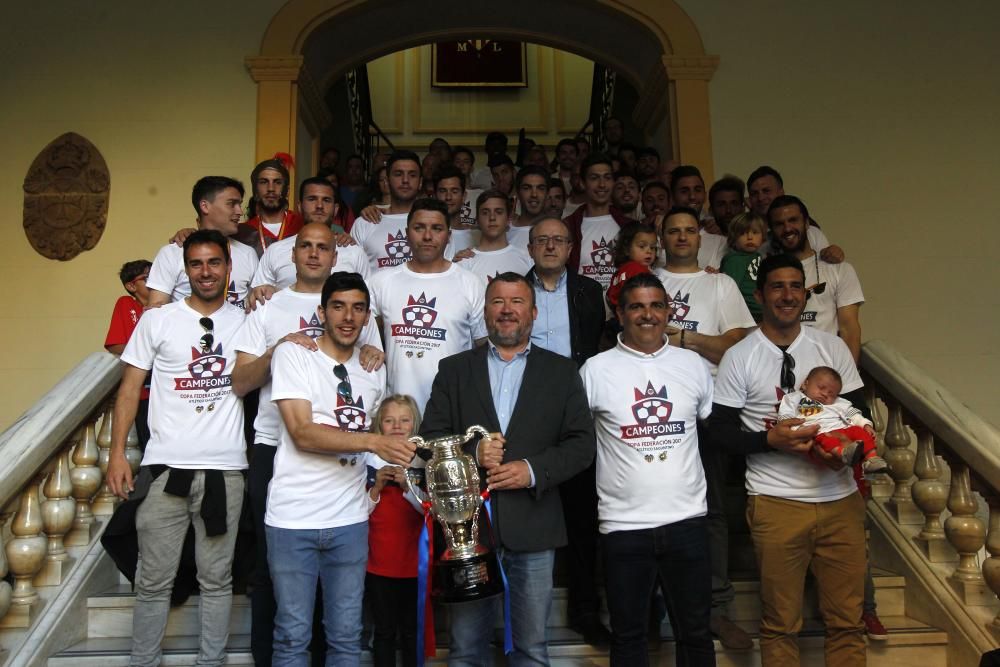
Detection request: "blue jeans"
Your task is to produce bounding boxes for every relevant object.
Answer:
[603,516,715,667]
[447,548,555,667]
[267,522,369,667]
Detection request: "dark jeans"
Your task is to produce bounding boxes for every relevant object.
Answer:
[367,573,417,667]
[248,443,326,667]
[698,424,735,617]
[603,516,716,667]
[559,460,601,624]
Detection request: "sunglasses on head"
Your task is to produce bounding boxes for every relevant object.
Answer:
[333,364,353,403]
[199,317,214,353]
[780,350,796,393]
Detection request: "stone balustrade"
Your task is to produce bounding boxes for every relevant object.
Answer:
[862,339,1000,640]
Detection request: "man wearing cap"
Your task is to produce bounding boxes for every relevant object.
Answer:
[235,154,304,256]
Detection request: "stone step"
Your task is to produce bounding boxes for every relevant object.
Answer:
[47,616,949,666]
[83,569,907,640]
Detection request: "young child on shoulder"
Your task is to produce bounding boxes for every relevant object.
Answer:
[778,366,888,474]
[606,221,658,313]
[719,212,766,322]
[366,395,426,667]
[104,259,152,354]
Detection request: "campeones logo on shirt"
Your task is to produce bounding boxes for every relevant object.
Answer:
[176,343,232,391]
[582,237,615,278]
[620,381,686,439]
[379,230,411,267]
[669,291,699,331]
[391,293,447,341]
[334,393,367,431]
[298,313,324,339]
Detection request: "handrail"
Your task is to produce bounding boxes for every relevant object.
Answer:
[861,339,1000,490]
[368,119,395,153]
[0,352,121,505]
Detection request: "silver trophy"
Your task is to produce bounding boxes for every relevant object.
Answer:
[404,425,503,602]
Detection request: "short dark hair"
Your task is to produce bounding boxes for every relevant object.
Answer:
[486,271,536,308]
[556,138,578,153]
[618,272,667,309]
[756,254,805,291]
[386,150,421,173]
[320,271,370,310]
[191,176,244,216]
[298,176,335,203]
[636,146,660,160]
[669,165,704,195]
[575,136,591,149]
[603,116,623,129]
[183,229,230,265]
[767,194,810,224]
[613,221,657,266]
[641,180,670,197]
[345,153,364,166]
[747,165,784,189]
[119,259,152,287]
[489,154,514,169]
[406,197,449,226]
[547,178,565,194]
[806,365,843,386]
[432,164,466,191]
[452,145,474,163]
[709,175,746,203]
[476,189,511,215]
[580,153,614,179]
[663,205,701,226]
[515,165,550,189]
[485,131,508,147]
[618,142,638,156]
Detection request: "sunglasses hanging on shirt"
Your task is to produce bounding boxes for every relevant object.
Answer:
[333,363,353,404]
[780,350,796,393]
[199,317,215,353]
[805,253,827,301]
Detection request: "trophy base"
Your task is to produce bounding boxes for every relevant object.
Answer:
[435,552,504,603]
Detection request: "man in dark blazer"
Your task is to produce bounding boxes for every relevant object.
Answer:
[524,217,610,645]
[422,271,595,666]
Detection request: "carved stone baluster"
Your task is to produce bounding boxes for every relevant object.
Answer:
[865,386,892,499]
[125,421,142,475]
[35,446,77,586]
[983,497,1000,640]
[66,422,101,546]
[944,463,990,604]
[884,400,920,523]
[0,504,13,621]
[910,427,955,562]
[0,477,48,628]
[92,401,117,515]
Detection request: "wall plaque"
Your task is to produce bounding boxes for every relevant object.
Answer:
[23,132,110,261]
[432,40,527,88]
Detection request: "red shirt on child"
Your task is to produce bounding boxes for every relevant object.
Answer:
[104,295,148,399]
[606,260,653,311]
[367,485,423,578]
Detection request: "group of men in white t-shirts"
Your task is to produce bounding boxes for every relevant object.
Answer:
[103,144,873,666]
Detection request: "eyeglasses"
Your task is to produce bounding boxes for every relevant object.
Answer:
[530,235,572,247]
[780,350,796,393]
[805,282,827,301]
[199,317,214,353]
[333,364,353,403]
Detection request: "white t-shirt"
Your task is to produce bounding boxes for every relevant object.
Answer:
[713,327,863,502]
[761,225,830,257]
[799,255,865,336]
[506,224,533,253]
[581,338,714,533]
[251,235,371,290]
[350,213,411,272]
[369,263,487,412]
[147,239,259,309]
[267,344,386,529]
[458,246,534,282]
[233,287,382,446]
[458,189,482,227]
[121,300,247,470]
[778,390,872,434]
[578,215,620,291]
[698,230,728,270]
[448,227,481,257]
[652,269,755,374]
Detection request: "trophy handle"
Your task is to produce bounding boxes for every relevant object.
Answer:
[464,425,490,441]
[403,437,431,505]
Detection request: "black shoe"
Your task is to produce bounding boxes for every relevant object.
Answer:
[570,618,612,647]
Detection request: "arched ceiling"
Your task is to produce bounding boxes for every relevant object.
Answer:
[299,0,665,91]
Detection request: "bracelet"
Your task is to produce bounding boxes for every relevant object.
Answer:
[680,329,686,349]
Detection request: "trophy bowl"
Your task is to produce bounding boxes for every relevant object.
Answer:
[405,425,503,602]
